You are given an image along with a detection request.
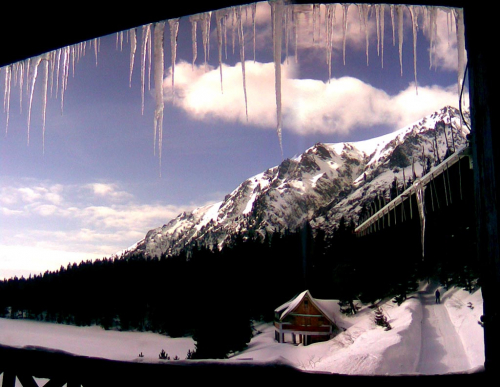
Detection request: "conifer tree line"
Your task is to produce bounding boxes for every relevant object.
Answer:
[0,153,478,358]
[0,198,478,358]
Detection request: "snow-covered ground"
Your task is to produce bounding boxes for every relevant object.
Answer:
[0,282,484,385]
[228,282,484,375]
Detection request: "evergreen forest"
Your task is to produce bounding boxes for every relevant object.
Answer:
[0,200,479,359]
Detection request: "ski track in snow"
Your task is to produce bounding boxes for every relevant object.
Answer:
[417,283,470,374]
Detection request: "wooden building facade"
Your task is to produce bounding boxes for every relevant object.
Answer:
[274,290,339,346]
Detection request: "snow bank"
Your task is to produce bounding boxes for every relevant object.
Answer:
[283,297,423,375]
[0,287,484,376]
[0,318,195,362]
[442,287,485,370]
[374,298,422,375]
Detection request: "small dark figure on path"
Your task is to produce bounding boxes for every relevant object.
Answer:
[435,289,441,304]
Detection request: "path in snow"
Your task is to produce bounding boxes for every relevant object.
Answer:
[416,284,470,374]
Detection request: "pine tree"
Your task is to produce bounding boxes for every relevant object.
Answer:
[159,349,170,360]
[390,177,399,200]
[374,306,392,330]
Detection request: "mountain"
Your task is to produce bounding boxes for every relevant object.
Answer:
[125,106,470,259]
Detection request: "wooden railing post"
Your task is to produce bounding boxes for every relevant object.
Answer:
[1,372,16,387]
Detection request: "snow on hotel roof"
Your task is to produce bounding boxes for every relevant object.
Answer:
[275,290,337,325]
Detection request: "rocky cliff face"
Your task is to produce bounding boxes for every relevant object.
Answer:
[126,106,469,258]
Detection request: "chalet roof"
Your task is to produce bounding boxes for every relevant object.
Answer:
[275,290,337,325]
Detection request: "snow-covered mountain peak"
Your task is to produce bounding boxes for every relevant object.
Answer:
[125,106,469,259]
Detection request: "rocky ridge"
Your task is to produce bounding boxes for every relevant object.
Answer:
[125,106,469,259]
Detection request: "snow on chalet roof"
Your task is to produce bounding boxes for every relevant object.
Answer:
[275,290,337,325]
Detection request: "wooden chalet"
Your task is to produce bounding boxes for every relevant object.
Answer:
[274,290,339,346]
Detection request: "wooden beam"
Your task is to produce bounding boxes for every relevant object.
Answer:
[16,374,39,387]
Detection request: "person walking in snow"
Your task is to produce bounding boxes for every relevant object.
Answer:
[435,289,441,304]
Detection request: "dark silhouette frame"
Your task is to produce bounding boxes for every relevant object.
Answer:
[0,0,496,384]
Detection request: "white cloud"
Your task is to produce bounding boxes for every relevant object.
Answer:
[0,179,216,279]
[33,204,59,217]
[78,203,196,231]
[165,60,460,135]
[1,207,23,216]
[0,244,98,280]
[85,182,134,202]
[17,187,42,202]
[1,184,64,206]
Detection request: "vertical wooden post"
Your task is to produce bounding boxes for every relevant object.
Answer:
[1,372,16,387]
[464,2,499,374]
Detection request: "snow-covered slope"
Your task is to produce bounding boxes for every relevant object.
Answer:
[0,284,484,375]
[126,106,469,258]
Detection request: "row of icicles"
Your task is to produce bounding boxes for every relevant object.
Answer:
[0,1,466,176]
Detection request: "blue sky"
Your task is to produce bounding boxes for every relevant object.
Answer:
[0,2,465,279]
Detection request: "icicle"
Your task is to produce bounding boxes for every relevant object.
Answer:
[189,14,199,69]
[390,5,395,46]
[313,4,321,44]
[380,4,385,68]
[397,5,404,76]
[147,28,152,92]
[409,5,419,94]
[342,4,349,66]
[153,22,165,176]
[216,9,226,93]
[357,5,363,31]
[60,47,70,114]
[129,28,137,87]
[231,8,237,56]
[428,6,438,70]
[27,57,42,146]
[414,182,426,258]
[360,4,370,66]
[201,12,212,69]
[294,6,299,63]
[25,58,31,98]
[118,31,124,51]
[55,50,62,100]
[16,62,23,113]
[3,65,12,134]
[236,6,249,121]
[223,9,229,60]
[41,55,49,154]
[284,5,291,63]
[169,18,180,93]
[70,46,76,78]
[375,5,381,58]
[454,8,466,100]
[325,4,335,81]
[252,2,257,62]
[141,24,152,115]
[93,38,99,67]
[446,9,452,46]
[49,52,56,98]
[271,0,284,156]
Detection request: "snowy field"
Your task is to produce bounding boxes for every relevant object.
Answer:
[0,283,484,385]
